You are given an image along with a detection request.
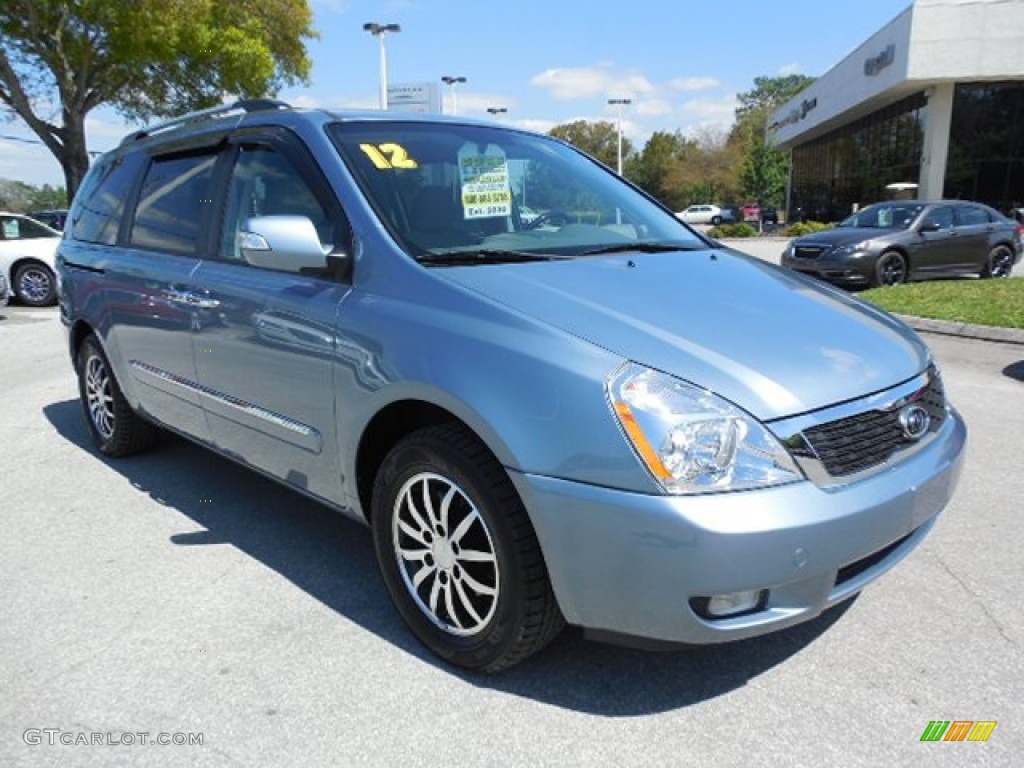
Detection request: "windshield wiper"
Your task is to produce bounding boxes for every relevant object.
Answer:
[578,242,702,256]
[420,249,569,266]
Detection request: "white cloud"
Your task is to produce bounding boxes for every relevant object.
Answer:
[530,65,655,101]
[669,76,721,92]
[531,67,612,100]
[632,99,673,117]
[778,63,803,76]
[680,95,738,125]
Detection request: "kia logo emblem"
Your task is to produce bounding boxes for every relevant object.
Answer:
[899,404,931,440]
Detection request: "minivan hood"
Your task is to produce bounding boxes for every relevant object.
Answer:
[438,248,929,421]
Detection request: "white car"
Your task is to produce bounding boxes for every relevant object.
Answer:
[676,204,728,225]
[0,212,61,306]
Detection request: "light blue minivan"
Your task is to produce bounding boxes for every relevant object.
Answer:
[58,101,966,672]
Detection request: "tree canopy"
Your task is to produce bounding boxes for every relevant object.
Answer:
[0,0,316,198]
[731,74,816,207]
[549,120,633,172]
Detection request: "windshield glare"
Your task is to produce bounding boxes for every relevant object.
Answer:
[329,121,706,259]
[839,203,923,230]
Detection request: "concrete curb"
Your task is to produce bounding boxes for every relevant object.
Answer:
[894,314,1024,345]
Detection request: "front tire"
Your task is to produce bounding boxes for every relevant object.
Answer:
[13,261,57,306]
[872,250,908,287]
[77,334,159,456]
[371,424,564,672]
[981,244,1014,278]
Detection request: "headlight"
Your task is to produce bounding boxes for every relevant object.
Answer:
[607,364,803,494]
[833,241,870,257]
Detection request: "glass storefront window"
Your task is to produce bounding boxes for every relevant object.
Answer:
[790,93,927,223]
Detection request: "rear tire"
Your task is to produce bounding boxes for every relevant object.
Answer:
[77,334,159,456]
[371,423,564,672]
[13,261,57,306]
[981,244,1014,278]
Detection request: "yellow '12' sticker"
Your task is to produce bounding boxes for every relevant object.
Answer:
[359,143,419,169]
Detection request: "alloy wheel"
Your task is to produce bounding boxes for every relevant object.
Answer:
[392,471,499,636]
[84,353,115,441]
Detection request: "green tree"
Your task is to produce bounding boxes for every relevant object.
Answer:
[731,74,816,207]
[667,126,742,208]
[626,130,695,210]
[735,74,816,123]
[549,120,633,172]
[0,0,316,199]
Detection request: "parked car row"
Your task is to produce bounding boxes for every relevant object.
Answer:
[781,200,1023,287]
[676,203,779,226]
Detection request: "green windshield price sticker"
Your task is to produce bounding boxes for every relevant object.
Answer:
[458,150,512,219]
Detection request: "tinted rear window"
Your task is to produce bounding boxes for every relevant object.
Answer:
[129,153,217,254]
[71,154,144,245]
[956,205,989,226]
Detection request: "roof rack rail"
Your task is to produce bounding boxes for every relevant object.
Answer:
[120,99,291,145]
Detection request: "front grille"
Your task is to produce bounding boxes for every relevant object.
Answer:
[803,372,946,477]
[794,245,827,259]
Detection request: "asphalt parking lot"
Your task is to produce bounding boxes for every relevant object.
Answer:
[1,303,1021,767]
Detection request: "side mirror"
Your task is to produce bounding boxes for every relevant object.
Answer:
[239,215,331,272]
[918,221,941,234]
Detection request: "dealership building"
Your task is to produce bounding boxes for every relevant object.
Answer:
[768,0,1024,222]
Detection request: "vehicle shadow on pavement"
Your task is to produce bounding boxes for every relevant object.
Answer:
[44,398,852,716]
[1003,361,1024,382]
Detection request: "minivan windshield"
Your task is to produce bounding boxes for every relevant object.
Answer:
[838,202,924,230]
[329,121,707,262]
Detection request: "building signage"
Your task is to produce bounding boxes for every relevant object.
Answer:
[768,97,818,132]
[387,82,441,113]
[864,44,896,76]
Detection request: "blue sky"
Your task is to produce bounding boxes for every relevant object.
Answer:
[0,0,909,188]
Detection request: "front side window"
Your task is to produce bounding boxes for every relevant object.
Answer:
[922,205,954,230]
[219,145,332,269]
[839,203,923,229]
[129,152,218,254]
[330,121,705,261]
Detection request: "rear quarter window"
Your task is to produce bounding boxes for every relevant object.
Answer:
[71,153,145,245]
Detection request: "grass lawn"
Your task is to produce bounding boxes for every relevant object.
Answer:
[860,279,1024,329]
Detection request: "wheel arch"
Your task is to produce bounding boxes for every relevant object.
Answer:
[355,399,498,524]
[69,319,99,373]
[877,245,912,275]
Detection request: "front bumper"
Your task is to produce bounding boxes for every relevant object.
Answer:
[781,252,874,285]
[511,407,966,645]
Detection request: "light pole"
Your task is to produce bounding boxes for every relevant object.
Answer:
[363,22,401,110]
[487,107,507,119]
[607,98,631,175]
[441,75,466,115]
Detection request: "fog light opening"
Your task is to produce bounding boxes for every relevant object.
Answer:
[691,590,767,620]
